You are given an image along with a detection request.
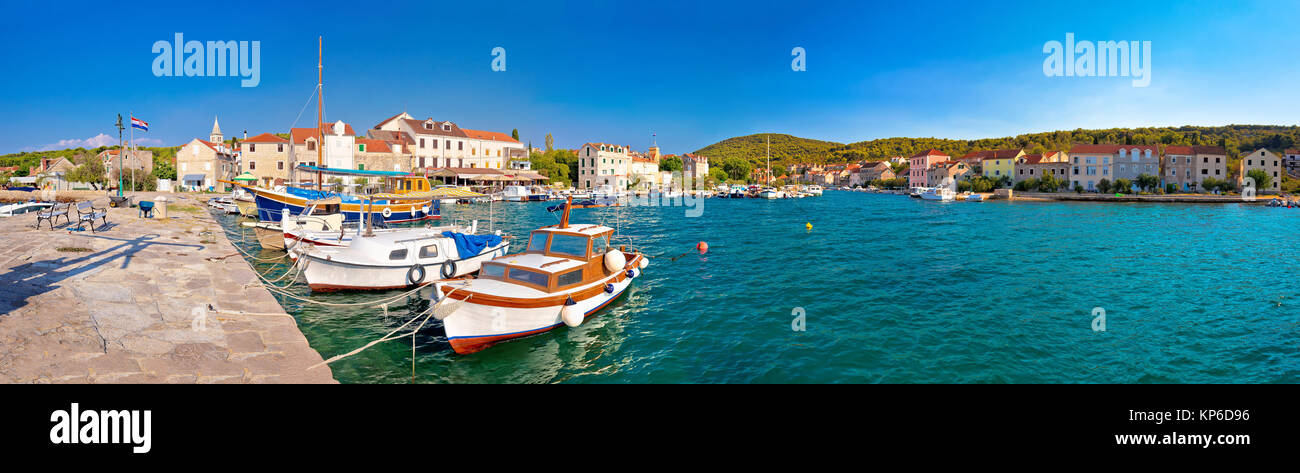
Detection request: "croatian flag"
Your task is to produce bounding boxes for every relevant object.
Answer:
[131,116,149,132]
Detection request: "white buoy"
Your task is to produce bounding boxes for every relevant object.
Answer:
[561,304,583,327]
[638,256,649,269]
[604,249,626,273]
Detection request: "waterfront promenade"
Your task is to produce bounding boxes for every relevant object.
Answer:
[0,192,335,383]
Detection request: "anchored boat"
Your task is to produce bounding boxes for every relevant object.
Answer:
[432,197,648,354]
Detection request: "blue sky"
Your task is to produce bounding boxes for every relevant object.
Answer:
[3,0,1298,155]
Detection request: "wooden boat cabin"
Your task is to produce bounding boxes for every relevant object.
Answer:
[475,224,621,293]
[384,175,433,196]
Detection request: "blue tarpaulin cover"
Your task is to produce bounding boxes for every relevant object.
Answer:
[442,231,503,259]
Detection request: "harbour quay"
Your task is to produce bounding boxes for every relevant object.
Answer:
[0,191,335,383]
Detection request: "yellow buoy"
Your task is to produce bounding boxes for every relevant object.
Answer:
[805,222,813,230]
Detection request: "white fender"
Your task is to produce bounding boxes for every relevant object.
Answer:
[638,256,649,269]
[561,304,583,327]
[604,249,626,273]
[382,207,393,218]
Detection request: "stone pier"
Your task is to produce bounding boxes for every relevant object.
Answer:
[0,192,335,383]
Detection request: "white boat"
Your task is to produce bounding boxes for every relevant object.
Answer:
[920,187,955,201]
[966,193,984,202]
[806,185,824,196]
[299,221,509,292]
[241,198,345,250]
[432,198,647,354]
[503,185,529,202]
[0,201,53,217]
[759,187,778,199]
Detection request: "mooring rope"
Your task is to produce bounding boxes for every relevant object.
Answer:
[306,285,469,372]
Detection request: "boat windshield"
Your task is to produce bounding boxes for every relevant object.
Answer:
[508,267,549,286]
[527,232,548,252]
[548,234,589,258]
[480,264,506,278]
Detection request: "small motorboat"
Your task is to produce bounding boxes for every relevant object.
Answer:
[299,220,509,292]
[759,187,779,199]
[0,201,53,217]
[920,187,955,201]
[432,197,647,354]
[966,193,985,202]
[242,197,345,250]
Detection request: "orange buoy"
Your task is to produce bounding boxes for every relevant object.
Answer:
[696,241,709,254]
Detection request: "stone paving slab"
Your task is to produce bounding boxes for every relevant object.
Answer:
[0,192,336,384]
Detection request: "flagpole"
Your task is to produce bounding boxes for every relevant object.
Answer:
[115,114,124,198]
[128,111,135,194]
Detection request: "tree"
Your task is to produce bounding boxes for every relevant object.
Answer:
[1096,179,1112,194]
[544,133,554,152]
[1246,169,1271,191]
[511,129,519,141]
[1112,178,1132,193]
[721,157,753,182]
[659,155,683,172]
[1135,173,1160,192]
[67,158,107,190]
[708,167,728,184]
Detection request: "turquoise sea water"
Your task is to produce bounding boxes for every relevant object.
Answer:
[216,191,1300,383]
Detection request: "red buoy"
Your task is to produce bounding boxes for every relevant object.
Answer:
[696,241,709,254]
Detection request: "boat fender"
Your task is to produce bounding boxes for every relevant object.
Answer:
[561,296,582,327]
[626,269,636,279]
[638,256,649,269]
[440,260,457,279]
[603,249,626,273]
[407,264,426,285]
[381,207,393,219]
[604,283,615,294]
[421,205,430,215]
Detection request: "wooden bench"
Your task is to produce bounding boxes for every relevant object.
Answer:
[34,202,70,229]
[73,201,109,233]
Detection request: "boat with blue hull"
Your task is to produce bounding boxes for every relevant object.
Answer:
[225,165,441,224]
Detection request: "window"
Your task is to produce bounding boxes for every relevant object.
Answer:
[420,138,426,148]
[548,234,589,258]
[557,268,584,287]
[358,144,366,152]
[308,141,316,151]
[458,142,463,151]
[249,144,256,152]
[528,232,548,252]
[481,264,505,278]
[249,161,256,170]
[508,267,549,286]
[277,144,284,152]
[388,249,408,260]
[357,164,365,170]
[443,124,451,131]
[432,139,438,149]
[419,245,438,258]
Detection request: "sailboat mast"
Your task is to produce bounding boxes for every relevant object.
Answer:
[766,135,770,184]
[316,36,324,190]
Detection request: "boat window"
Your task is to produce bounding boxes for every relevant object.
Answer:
[419,244,438,258]
[507,268,549,287]
[557,268,584,287]
[593,234,611,253]
[548,234,590,258]
[527,232,548,252]
[389,249,408,260]
[481,264,506,278]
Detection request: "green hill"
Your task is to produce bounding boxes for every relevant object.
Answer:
[695,125,1300,170]
[693,133,844,166]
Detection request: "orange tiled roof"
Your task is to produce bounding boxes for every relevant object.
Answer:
[243,132,288,143]
[910,149,949,158]
[462,128,520,144]
[1069,144,1157,154]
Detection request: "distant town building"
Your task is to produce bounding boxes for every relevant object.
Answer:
[1163,145,1226,192]
[1014,151,1068,184]
[1284,149,1299,176]
[239,133,289,186]
[97,149,154,176]
[373,112,523,170]
[1067,144,1126,191]
[681,153,709,184]
[578,142,632,190]
[177,117,237,190]
[908,149,949,188]
[1239,148,1282,194]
